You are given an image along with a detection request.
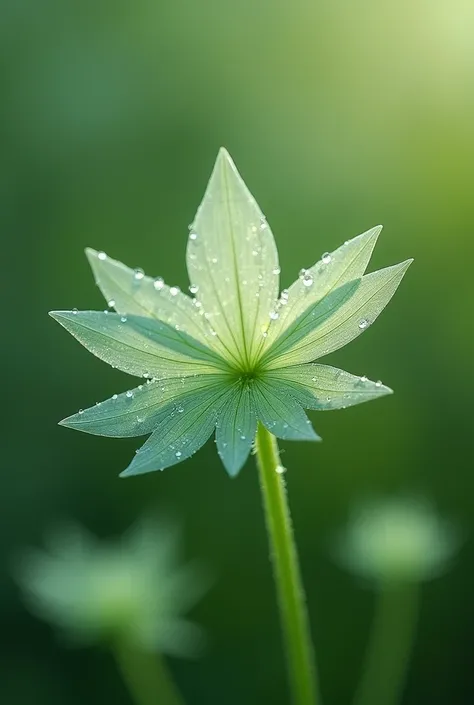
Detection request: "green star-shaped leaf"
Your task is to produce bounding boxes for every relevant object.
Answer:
[51,149,412,477]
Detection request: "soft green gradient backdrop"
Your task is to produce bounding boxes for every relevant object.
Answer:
[2,1,473,703]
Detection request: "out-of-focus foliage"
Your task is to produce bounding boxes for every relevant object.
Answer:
[2,0,474,704]
[334,496,459,584]
[16,516,208,655]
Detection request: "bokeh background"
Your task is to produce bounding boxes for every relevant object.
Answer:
[2,0,474,703]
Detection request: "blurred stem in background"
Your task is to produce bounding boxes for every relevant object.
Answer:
[255,423,320,705]
[353,582,420,705]
[114,641,186,705]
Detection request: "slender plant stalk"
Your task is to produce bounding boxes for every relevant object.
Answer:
[113,640,186,705]
[255,422,320,705]
[353,581,420,705]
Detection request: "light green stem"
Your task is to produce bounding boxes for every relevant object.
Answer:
[113,641,185,705]
[255,423,320,705]
[353,582,420,705]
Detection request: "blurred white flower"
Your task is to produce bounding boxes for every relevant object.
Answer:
[335,496,459,584]
[16,516,209,656]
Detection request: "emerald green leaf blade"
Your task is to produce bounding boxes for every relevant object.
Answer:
[86,249,221,352]
[265,364,392,410]
[216,384,257,477]
[252,379,321,441]
[260,226,382,354]
[265,259,412,368]
[186,148,280,367]
[59,374,229,437]
[50,311,226,378]
[120,386,232,476]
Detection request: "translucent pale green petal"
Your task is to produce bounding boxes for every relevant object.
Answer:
[59,374,229,437]
[261,279,360,363]
[50,311,226,378]
[264,364,392,410]
[264,260,412,368]
[252,380,321,441]
[260,226,382,354]
[120,386,232,476]
[186,148,280,368]
[86,248,223,352]
[215,384,257,477]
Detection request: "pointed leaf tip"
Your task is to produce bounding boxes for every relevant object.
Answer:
[217,146,232,161]
[85,247,98,260]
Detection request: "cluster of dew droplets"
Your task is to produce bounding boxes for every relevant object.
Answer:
[298,268,314,288]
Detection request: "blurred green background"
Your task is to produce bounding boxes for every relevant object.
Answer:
[2,0,474,703]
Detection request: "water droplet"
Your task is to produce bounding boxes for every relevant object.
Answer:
[211,257,218,264]
[175,451,182,458]
[78,409,84,415]
[240,435,246,441]
[312,377,317,382]
[260,218,267,230]
[280,289,289,305]
[302,273,313,287]
[360,375,368,383]
[112,394,118,400]
[251,224,258,234]
[126,390,134,399]
[103,309,109,315]
[143,372,150,378]
[189,284,199,294]
[107,299,115,308]
[273,266,281,275]
[153,277,164,290]
[72,308,78,314]
[97,251,107,261]
[175,324,180,331]
[269,310,279,320]
[375,380,382,387]
[358,318,369,330]
[193,299,202,309]
[322,252,332,264]
[136,416,144,424]
[170,286,180,296]
[177,406,184,413]
[299,268,307,278]
[252,249,259,256]
[275,464,286,475]
[134,268,144,281]
[189,232,197,240]
[209,328,217,336]
[120,315,127,323]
